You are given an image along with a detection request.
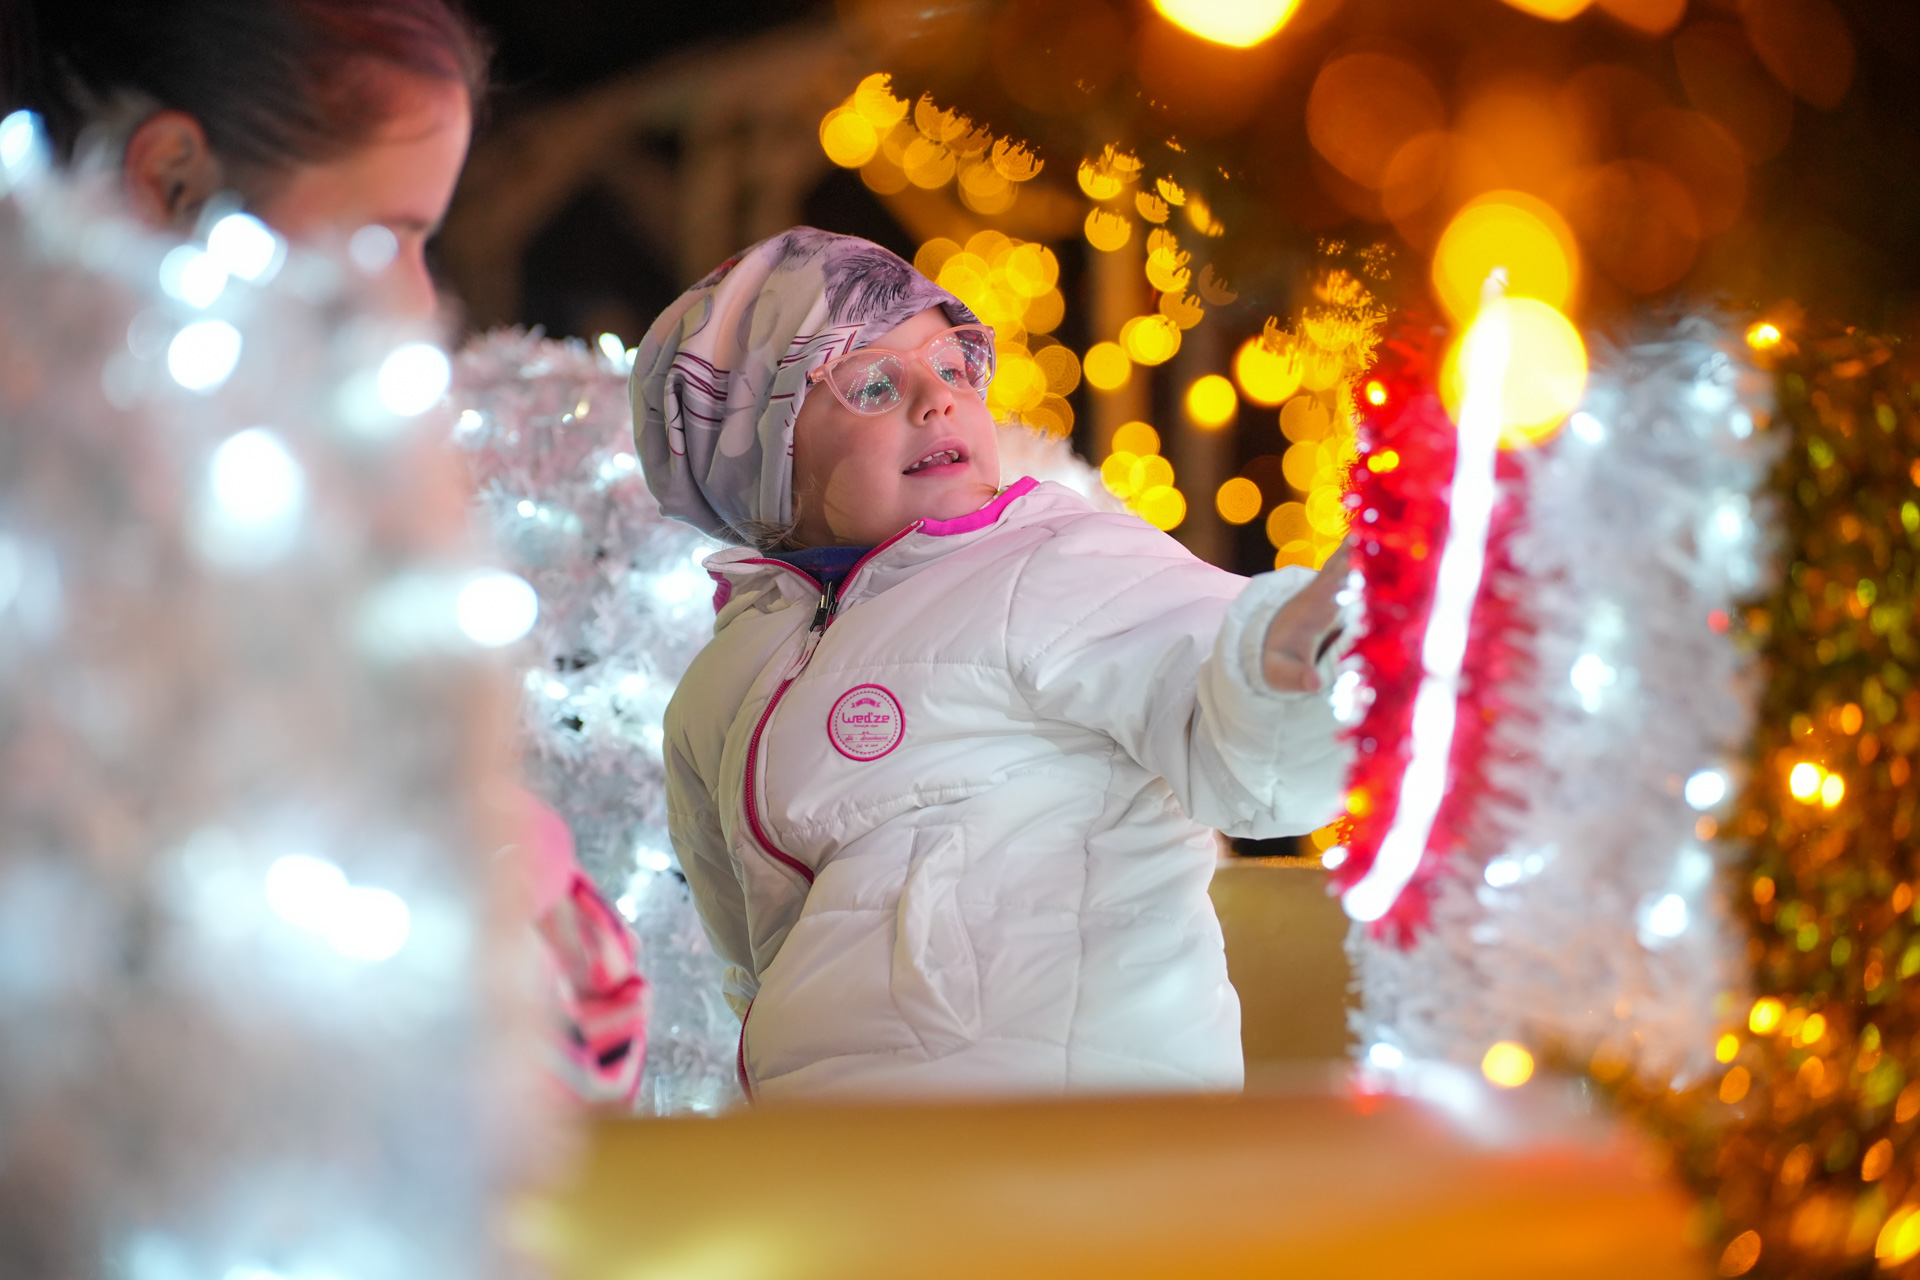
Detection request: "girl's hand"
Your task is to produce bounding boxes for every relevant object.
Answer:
[1260,542,1351,693]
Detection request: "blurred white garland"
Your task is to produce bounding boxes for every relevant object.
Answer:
[1350,316,1777,1087]
[0,116,547,1279]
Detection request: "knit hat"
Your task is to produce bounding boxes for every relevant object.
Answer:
[629,227,978,543]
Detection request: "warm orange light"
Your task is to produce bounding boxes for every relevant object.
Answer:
[1788,761,1822,801]
[1136,485,1187,530]
[1233,336,1304,406]
[1364,380,1388,406]
[1748,997,1784,1035]
[1215,477,1263,525]
[1481,1041,1535,1088]
[1431,193,1581,322]
[1121,315,1182,366]
[1746,321,1783,351]
[1186,374,1238,428]
[1150,0,1302,48]
[1112,421,1160,456]
[1820,772,1846,808]
[1084,342,1131,391]
[1497,0,1593,17]
[1439,297,1588,448]
[1714,1032,1739,1063]
[819,109,880,168]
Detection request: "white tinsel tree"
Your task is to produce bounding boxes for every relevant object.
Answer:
[1350,316,1777,1086]
[0,118,547,1278]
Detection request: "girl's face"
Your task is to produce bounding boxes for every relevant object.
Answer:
[249,72,471,317]
[789,306,1003,548]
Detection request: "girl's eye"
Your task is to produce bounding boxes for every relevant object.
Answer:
[848,370,898,409]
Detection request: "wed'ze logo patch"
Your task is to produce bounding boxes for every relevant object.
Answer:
[827,684,905,761]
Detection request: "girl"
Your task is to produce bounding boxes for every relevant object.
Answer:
[634,228,1349,1100]
[3,0,486,315]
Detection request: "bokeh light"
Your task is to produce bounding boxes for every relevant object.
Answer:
[1121,314,1182,366]
[1747,321,1783,351]
[1749,996,1784,1034]
[1233,333,1305,405]
[1431,193,1581,322]
[1439,297,1588,447]
[1215,477,1262,524]
[1185,374,1238,428]
[1084,342,1131,391]
[1307,54,1446,192]
[1134,485,1187,531]
[1149,0,1301,47]
[1112,421,1160,456]
[1481,1040,1536,1088]
[1498,0,1592,16]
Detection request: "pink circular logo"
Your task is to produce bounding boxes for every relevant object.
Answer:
[827,684,905,761]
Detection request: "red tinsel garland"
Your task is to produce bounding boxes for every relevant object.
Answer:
[1327,339,1533,945]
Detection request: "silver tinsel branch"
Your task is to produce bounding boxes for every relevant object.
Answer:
[452,331,739,1116]
[1350,314,1778,1086]
[449,332,1120,1115]
[0,123,547,1278]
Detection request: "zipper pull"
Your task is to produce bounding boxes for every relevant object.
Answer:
[809,580,840,632]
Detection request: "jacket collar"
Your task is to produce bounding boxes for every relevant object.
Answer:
[703,476,1072,624]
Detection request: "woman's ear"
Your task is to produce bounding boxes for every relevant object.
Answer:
[123,110,224,230]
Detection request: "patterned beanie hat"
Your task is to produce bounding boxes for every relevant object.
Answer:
[629,227,978,543]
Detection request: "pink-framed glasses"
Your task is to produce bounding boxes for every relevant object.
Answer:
[805,324,996,416]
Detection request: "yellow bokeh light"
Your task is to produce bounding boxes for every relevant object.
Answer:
[1121,315,1182,366]
[1158,291,1205,330]
[1186,374,1238,428]
[1234,336,1305,406]
[852,74,909,129]
[1078,160,1125,201]
[1034,345,1080,397]
[1746,321,1783,351]
[1150,0,1302,47]
[1084,342,1132,391]
[1003,244,1059,298]
[1186,194,1224,237]
[1130,454,1176,494]
[1136,485,1188,530]
[1498,0,1593,17]
[1266,500,1309,549]
[1481,1040,1535,1088]
[819,109,880,168]
[1788,762,1822,800]
[1216,477,1263,524]
[1749,997,1784,1035]
[1820,772,1846,807]
[1135,191,1171,224]
[1025,288,1065,335]
[1879,1207,1920,1266]
[1085,208,1133,253]
[1364,380,1388,406]
[1714,1032,1739,1063]
[1439,297,1588,448]
[913,238,961,281]
[1280,394,1331,443]
[1113,421,1161,456]
[902,136,956,188]
[1718,1065,1751,1104]
[1145,250,1192,295]
[1794,1012,1827,1046]
[1431,193,1581,323]
[1304,488,1348,538]
[1100,451,1139,497]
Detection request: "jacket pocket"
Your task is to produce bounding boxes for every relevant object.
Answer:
[891,824,981,1056]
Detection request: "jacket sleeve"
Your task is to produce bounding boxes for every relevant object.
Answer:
[663,717,757,1018]
[1007,525,1349,839]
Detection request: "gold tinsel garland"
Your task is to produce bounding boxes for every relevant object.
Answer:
[1612,327,1920,1278]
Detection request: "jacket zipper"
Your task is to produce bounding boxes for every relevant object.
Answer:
[736,527,918,884]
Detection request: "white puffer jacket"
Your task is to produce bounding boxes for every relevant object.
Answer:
[663,479,1348,1101]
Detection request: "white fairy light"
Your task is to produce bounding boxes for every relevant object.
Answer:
[1684,769,1728,810]
[1343,272,1511,924]
[597,333,629,364]
[205,213,283,283]
[348,224,399,274]
[1367,1042,1405,1069]
[167,319,243,392]
[195,428,306,568]
[376,342,451,416]
[1640,892,1689,942]
[1483,856,1523,888]
[0,110,46,188]
[1321,845,1347,869]
[263,853,411,962]
[652,563,706,605]
[158,245,228,309]
[453,570,538,647]
[1569,411,1604,443]
[1568,652,1617,713]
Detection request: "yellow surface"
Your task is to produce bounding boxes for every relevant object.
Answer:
[530,863,1702,1280]
[1209,859,1351,1066]
[532,1086,1704,1280]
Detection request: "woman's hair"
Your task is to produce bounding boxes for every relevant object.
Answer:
[2,0,489,172]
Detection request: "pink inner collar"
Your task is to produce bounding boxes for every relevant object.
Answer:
[918,475,1038,537]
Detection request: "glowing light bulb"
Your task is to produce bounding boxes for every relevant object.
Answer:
[1746,321,1783,351]
[376,342,451,416]
[1481,1040,1535,1088]
[167,320,243,392]
[1788,762,1823,801]
[1684,769,1728,810]
[1820,772,1846,807]
[206,213,282,282]
[196,428,306,568]
[1185,374,1238,427]
[1366,1042,1404,1069]
[455,571,539,647]
[1748,997,1784,1034]
[1151,0,1302,47]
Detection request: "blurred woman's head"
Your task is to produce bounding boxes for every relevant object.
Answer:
[4,0,487,313]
